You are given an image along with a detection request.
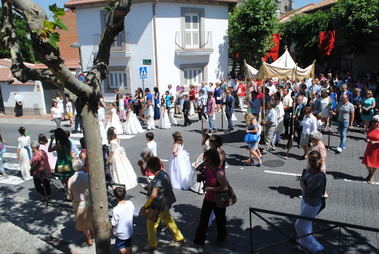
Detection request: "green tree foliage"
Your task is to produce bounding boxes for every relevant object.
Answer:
[331,0,379,54]
[228,0,278,66]
[280,11,331,66]
[0,8,35,63]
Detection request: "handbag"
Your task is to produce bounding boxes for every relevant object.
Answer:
[244,133,259,143]
[140,206,160,222]
[215,184,237,208]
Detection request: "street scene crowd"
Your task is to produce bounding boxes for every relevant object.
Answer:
[1,72,378,254]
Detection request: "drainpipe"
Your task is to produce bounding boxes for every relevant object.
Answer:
[152,0,159,88]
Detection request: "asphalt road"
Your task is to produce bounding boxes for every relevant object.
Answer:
[0,112,378,254]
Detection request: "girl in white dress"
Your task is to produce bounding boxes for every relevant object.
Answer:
[145,100,155,130]
[109,103,124,135]
[168,132,194,190]
[159,101,171,129]
[17,127,32,180]
[98,102,107,145]
[125,104,144,134]
[107,127,138,190]
[118,95,127,122]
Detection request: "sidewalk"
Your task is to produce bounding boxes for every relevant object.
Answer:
[0,114,55,125]
[0,216,63,254]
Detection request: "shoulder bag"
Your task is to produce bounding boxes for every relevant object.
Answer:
[244,133,259,143]
[140,206,159,222]
[215,183,237,208]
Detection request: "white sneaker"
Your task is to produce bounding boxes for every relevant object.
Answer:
[336,147,342,153]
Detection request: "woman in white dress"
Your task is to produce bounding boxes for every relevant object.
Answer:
[107,127,138,190]
[160,101,171,129]
[319,90,331,131]
[17,127,32,180]
[168,131,194,190]
[56,94,64,117]
[109,103,123,135]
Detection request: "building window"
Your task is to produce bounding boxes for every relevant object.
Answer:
[184,13,200,48]
[106,72,127,89]
[184,68,202,85]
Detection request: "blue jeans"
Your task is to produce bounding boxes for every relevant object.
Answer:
[208,114,217,131]
[338,121,349,149]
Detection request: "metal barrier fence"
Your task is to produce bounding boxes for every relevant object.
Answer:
[249,207,379,254]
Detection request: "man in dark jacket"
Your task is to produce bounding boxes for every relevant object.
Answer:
[182,93,191,126]
[224,88,235,133]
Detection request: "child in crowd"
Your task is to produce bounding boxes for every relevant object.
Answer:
[145,132,157,157]
[112,187,136,254]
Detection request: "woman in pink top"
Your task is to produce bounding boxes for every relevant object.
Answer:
[193,148,228,246]
[206,92,217,132]
[30,141,52,200]
[38,134,56,172]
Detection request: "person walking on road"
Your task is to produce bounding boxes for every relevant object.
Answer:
[362,115,379,184]
[68,159,94,246]
[224,88,235,133]
[17,127,32,180]
[333,94,355,153]
[262,103,277,153]
[206,91,217,133]
[111,187,136,254]
[51,101,62,129]
[295,150,325,254]
[193,149,228,246]
[0,132,8,177]
[48,128,75,196]
[30,141,52,201]
[142,156,184,251]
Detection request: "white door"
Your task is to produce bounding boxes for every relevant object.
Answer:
[184,14,200,48]
[184,68,202,85]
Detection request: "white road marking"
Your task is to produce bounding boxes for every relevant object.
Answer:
[344,179,379,185]
[264,170,301,177]
[4,145,16,149]
[0,175,25,185]
[3,162,20,170]
[161,159,168,162]
[3,152,17,159]
[71,133,135,140]
[240,167,244,170]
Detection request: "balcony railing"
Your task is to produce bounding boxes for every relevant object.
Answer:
[175,31,212,50]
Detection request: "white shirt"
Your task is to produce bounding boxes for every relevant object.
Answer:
[300,114,318,135]
[66,101,73,114]
[51,107,62,119]
[111,201,136,240]
[282,94,293,108]
[147,140,157,157]
[275,101,285,121]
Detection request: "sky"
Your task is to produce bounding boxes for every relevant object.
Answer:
[35,0,322,12]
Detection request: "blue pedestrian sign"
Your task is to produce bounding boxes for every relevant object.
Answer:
[139,66,147,80]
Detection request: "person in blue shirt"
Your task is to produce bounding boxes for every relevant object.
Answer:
[338,84,353,103]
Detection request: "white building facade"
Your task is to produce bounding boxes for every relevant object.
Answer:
[65,0,236,99]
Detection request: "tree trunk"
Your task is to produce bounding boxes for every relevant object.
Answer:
[80,103,111,253]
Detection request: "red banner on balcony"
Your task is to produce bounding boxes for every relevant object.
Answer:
[263,33,280,62]
[319,30,336,56]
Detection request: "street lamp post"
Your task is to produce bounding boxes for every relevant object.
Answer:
[70,42,83,73]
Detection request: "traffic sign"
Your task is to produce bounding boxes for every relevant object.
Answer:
[143,59,152,65]
[139,66,147,79]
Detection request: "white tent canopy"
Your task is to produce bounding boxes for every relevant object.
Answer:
[247,49,315,81]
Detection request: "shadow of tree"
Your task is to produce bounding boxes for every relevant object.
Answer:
[250,214,379,254]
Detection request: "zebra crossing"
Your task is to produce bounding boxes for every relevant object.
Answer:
[0,133,137,185]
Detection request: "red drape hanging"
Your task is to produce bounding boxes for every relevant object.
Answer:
[263,33,280,62]
[319,30,336,56]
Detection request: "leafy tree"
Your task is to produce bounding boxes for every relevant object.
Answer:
[330,0,379,54]
[228,0,278,69]
[0,0,131,253]
[0,7,35,62]
[280,11,331,66]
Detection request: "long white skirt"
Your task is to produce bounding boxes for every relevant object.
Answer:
[160,111,171,129]
[168,150,194,190]
[19,148,31,180]
[110,148,138,191]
